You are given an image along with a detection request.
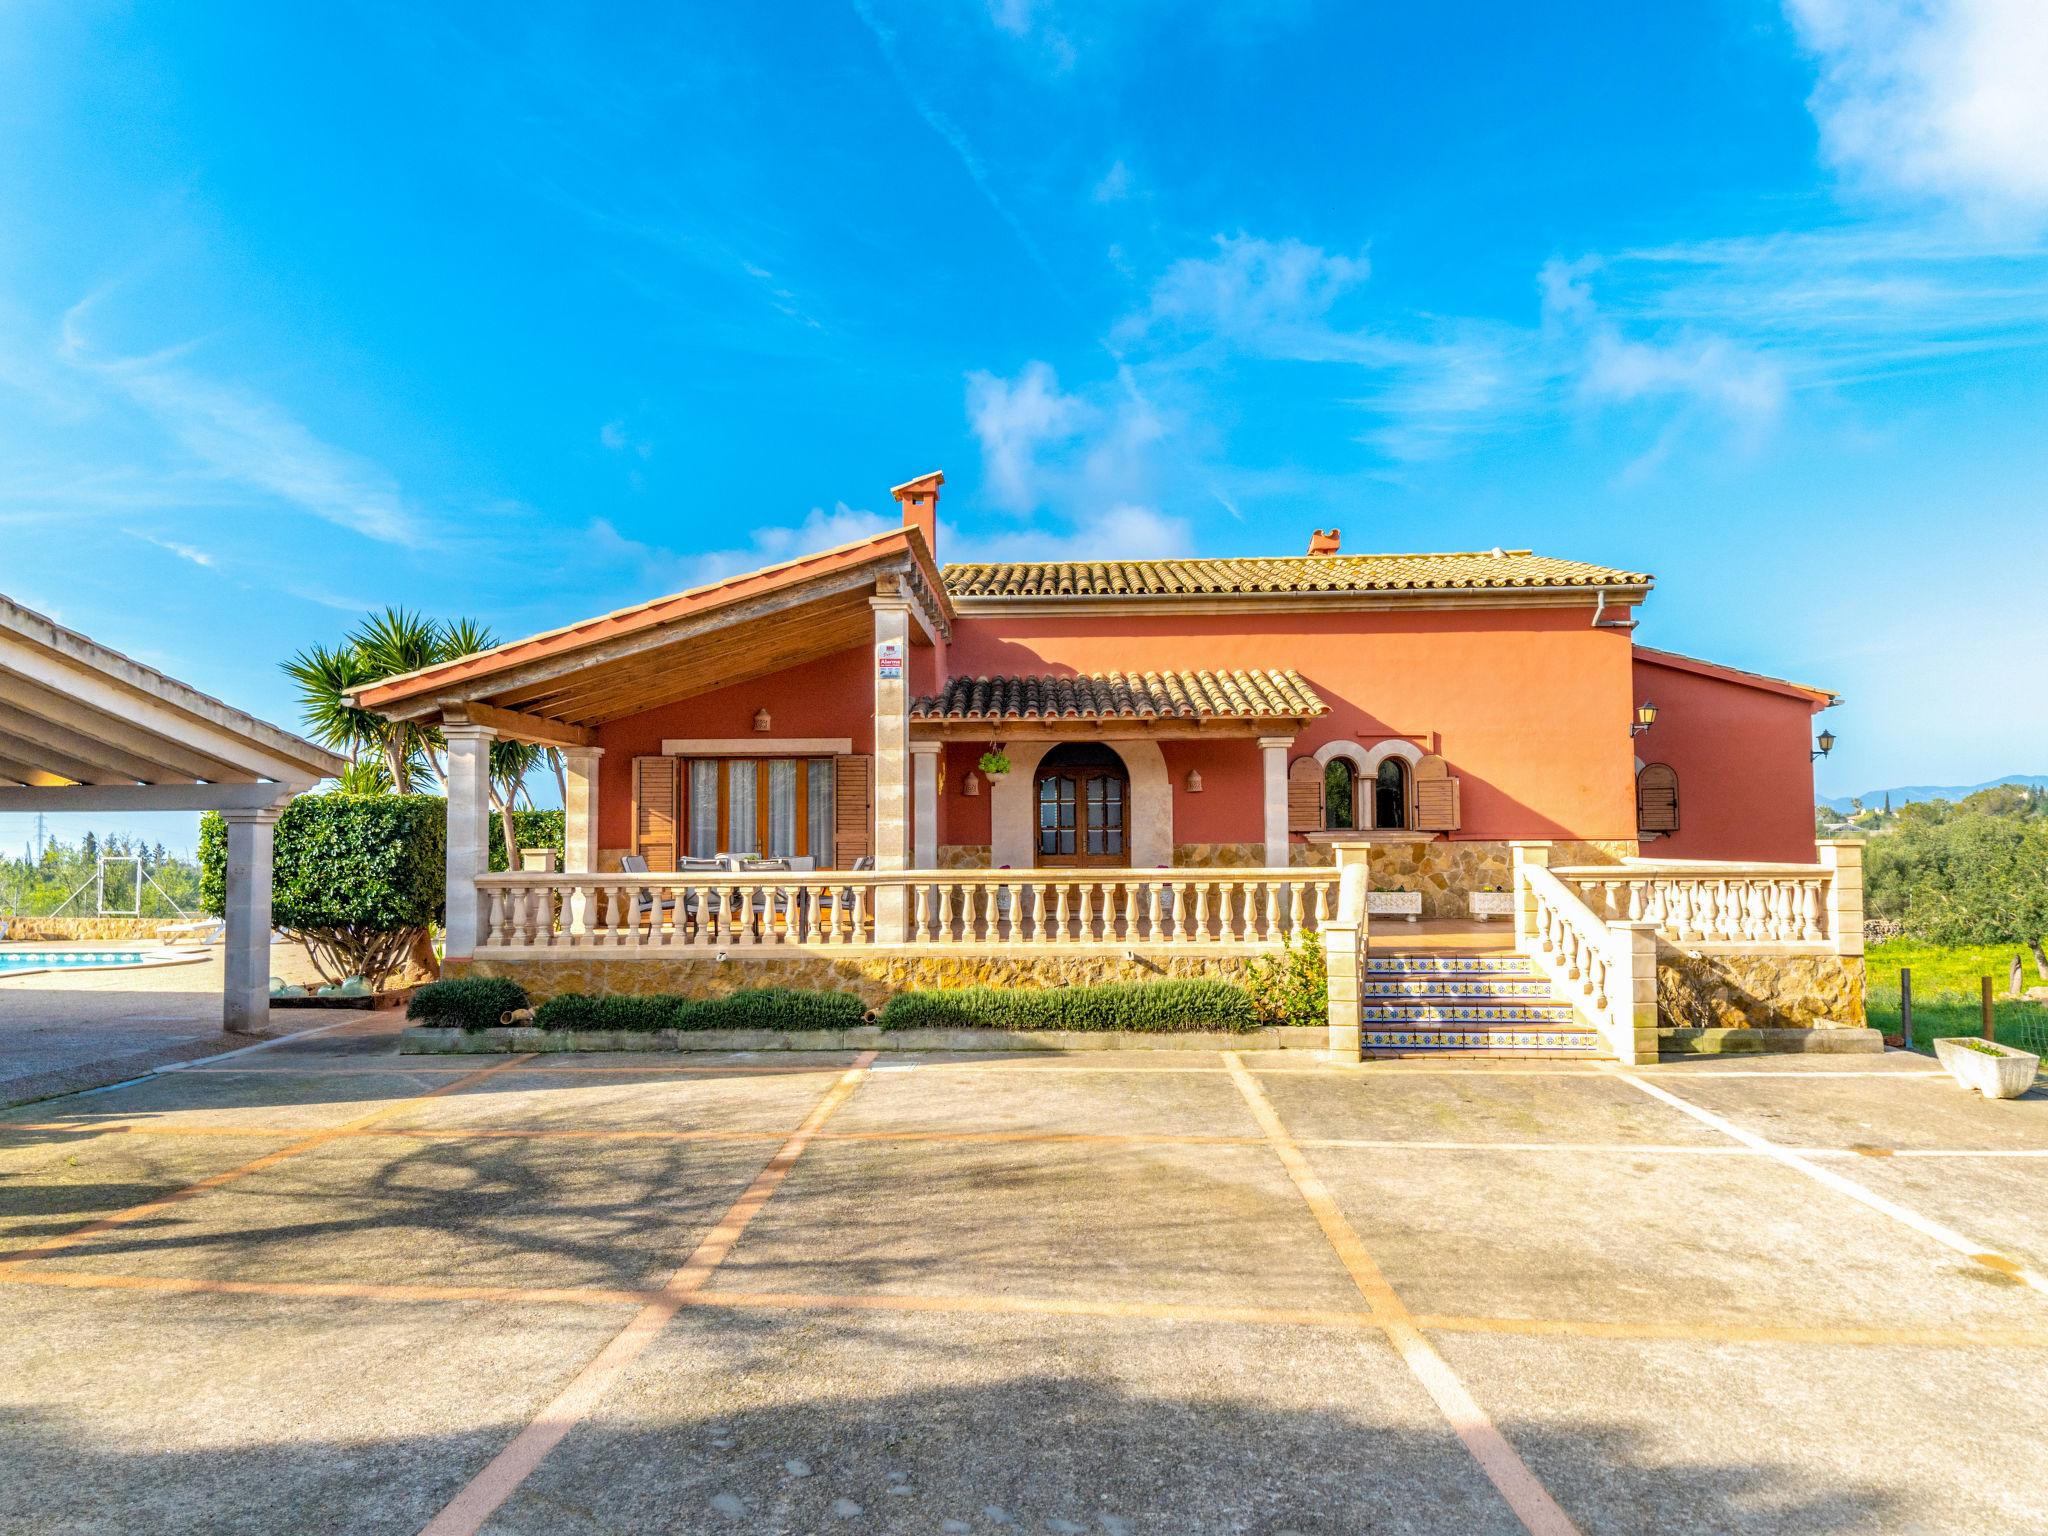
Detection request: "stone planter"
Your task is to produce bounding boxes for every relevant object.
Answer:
[1933,1036,2041,1100]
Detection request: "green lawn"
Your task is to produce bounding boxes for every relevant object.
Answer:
[1865,940,2048,1054]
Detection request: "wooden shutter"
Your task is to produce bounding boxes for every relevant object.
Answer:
[1637,762,1679,834]
[833,753,872,867]
[1287,756,1324,832]
[632,756,678,870]
[1413,754,1461,832]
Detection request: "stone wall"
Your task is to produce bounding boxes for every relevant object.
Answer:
[937,845,992,869]
[1173,842,1265,868]
[1657,946,1867,1030]
[453,951,1258,1009]
[1,916,179,941]
[1291,838,1633,920]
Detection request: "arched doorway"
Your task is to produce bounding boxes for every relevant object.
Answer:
[1034,742,1130,867]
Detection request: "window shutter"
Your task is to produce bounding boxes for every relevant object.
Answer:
[1287,756,1324,832]
[632,756,678,870]
[1413,754,1461,832]
[1637,763,1679,834]
[834,753,872,867]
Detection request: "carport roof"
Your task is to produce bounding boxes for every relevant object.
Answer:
[0,593,343,808]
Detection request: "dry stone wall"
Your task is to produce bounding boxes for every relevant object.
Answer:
[1657,946,1867,1030]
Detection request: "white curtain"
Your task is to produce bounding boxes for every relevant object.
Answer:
[808,759,834,865]
[726,760,758,856]
[767,760,797,857]
[688,760,718,858]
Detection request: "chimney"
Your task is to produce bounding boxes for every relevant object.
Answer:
[1307,528,1340,555]
[891,471,944,556]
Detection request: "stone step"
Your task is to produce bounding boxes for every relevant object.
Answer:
[1361,978,1555,999]
[1361,1027,1604,1057]
[1360,1000,1578,1024]
[1366,955,1537,976]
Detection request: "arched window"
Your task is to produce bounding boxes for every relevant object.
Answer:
[1637,763,1679,834]
[1323,758,1358,829]
[1035,743,1129,866]
[1373,757,1409,830]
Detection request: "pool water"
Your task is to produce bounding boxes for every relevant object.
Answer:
[0,950,150,971]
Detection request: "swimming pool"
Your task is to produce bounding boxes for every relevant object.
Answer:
[0,948,173,976]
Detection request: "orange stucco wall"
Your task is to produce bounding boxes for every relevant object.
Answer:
[942,606,1641,845]
[595,646,875,848]
[1629,656,1820,862]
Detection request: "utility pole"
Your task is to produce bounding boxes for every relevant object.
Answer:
[34,813,45,861]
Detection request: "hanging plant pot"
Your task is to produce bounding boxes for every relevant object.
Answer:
[978,747,1012,781]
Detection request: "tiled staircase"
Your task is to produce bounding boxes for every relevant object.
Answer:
[1360,954,1606,1058]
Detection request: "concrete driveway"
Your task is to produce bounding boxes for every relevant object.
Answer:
[1,1024,2044,1535]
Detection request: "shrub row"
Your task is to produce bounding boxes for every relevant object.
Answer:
[877,979,1259,1033]
[409,978,1263,1035]
[406,980,870,1032]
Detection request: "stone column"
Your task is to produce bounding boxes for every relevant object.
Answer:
[1257,735,1293,869]
[870,594,913,941]
[220,803,283,1035]
[562,746,604,936]
[1817,839,1864,958]
[1603,919,1661,1065]
[443,722,496,961]
[910,739,941,869]
[1320,852,1372,1058]
[1510,840,1552,952]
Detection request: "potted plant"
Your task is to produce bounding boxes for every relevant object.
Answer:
[978,747,1012,782]
[1933,1035,2040,1100]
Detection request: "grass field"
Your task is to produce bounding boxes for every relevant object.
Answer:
[1866,940,2048,1054]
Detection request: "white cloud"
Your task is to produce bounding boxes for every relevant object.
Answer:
[957,503,1194,563]
[126,530,216,568]
[57,292,426,547]
[1125,234,1372,351]
[1787,0,2048,221]
[966,361,1092,511]
[1092,159,1131,203]
[588,501,898,590]
[599,419,653,458]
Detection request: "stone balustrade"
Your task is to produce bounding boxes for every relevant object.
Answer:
[1550,860,1835,949]
[476,869,1339,953]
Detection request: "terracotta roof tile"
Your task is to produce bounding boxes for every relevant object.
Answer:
[942,550,1650,599]
[912,669,1327,722]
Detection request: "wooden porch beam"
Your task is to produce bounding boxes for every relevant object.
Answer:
[443,701,595,748]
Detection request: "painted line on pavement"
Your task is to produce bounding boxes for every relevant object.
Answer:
[415,1051,879,1536]
[0,1055,535,1270]
[1599,1063,2048,1295]
[1223,1051,1583,1536]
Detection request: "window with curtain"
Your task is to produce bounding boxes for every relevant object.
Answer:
[726,758,759,856]
[676,757,837,865]
[687,760,718,859]
[807,758,834,865]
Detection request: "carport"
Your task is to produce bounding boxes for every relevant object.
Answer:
[0,594,344,1033]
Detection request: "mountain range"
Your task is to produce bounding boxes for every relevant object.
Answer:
[1818,775,2048,814]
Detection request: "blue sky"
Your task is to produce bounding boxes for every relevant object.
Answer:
[3,0,2045,858]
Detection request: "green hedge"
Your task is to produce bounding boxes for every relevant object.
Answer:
[878,979,1259,1033]
[409,976,530,1029]
[530,987,870,1033]
[202,794,446,989]
[489,809,566,872]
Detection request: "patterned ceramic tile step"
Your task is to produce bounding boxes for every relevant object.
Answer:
[1362,1029,1602,1055]
[1360,978,1555,998]
[1366,955,1537,976]
[1360,1001,1577,1024]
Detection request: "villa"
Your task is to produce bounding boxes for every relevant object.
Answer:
[356,472,1866,1060]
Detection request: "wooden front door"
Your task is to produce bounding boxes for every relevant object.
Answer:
[1035,753,1130,868]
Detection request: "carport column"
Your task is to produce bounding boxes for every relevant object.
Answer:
[562,745,604,935]
[220,803,283,1035]
[443,721,496,961]
[1321,843,1373,1057]
[1817,839,1864,960]
[871,592,913,941]
[1258,735,1293,869]
[910,739,941,869]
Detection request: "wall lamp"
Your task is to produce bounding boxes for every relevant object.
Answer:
[1631,701,1658,736]
[1812,729,1836,761]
